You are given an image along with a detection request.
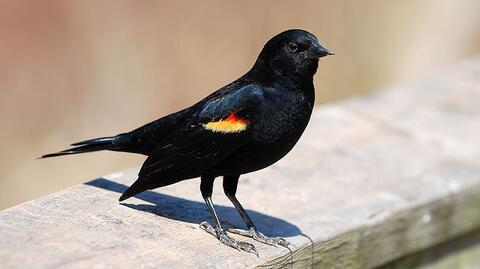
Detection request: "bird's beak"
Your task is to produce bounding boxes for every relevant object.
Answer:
[309,44,334,59]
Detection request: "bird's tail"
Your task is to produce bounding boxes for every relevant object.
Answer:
[40,136,118,158]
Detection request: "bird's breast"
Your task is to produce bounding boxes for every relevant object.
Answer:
[210,90,313,175]
[251,90,312,144]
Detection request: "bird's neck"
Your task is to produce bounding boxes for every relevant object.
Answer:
[247,59,316,104]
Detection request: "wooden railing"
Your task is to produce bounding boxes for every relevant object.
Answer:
[1,57,480,269]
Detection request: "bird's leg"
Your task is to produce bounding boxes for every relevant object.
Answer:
[199,175,257,255]
[223,175,290,248]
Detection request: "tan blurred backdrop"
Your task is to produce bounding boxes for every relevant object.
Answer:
[1,0,479,209]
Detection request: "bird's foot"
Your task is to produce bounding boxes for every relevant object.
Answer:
[200,221,258,256]
[227,226,290,248]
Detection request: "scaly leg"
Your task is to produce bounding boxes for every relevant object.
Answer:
[223,175,290,247]
[199,175,257,255]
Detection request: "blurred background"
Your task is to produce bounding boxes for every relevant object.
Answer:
[1,0,479,209]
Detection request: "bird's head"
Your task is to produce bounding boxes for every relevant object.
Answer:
[253,29,333,84]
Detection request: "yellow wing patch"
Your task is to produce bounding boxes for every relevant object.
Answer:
[203,113,248,133]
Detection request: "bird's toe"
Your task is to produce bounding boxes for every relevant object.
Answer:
[200,221,258,256]
[228,227,291,248]
[199,221,217,236]
[237,240,258,256]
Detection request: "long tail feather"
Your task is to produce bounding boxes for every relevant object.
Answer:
[40,136,116,159]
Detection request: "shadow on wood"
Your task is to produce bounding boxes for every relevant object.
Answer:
[85,178,303,238]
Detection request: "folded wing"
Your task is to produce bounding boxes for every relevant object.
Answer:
[119,84,264,201]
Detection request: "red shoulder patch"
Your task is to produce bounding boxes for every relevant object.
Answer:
[203,113,248,133]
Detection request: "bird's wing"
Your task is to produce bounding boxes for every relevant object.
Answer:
[113,108,191,155]
[119,84,264,201]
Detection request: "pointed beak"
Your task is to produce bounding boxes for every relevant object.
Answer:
[309,44,334,59]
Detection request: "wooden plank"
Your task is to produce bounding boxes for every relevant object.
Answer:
[381,231,480,269]
[1,57,480,268]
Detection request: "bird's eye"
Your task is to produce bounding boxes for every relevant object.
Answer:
[287,42,298,53]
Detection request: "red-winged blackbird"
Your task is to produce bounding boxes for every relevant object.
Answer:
[42,29,333,254]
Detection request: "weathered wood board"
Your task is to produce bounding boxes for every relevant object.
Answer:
[1,57,480,268]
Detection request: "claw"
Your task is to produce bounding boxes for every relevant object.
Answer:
[200,221,258,256]
[228,227,291,248]
[200,221,217,236]
[237,240,258,256]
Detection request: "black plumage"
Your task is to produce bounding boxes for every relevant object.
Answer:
[42,29,333,254]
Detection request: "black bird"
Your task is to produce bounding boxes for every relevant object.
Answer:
[42,29,333,254]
